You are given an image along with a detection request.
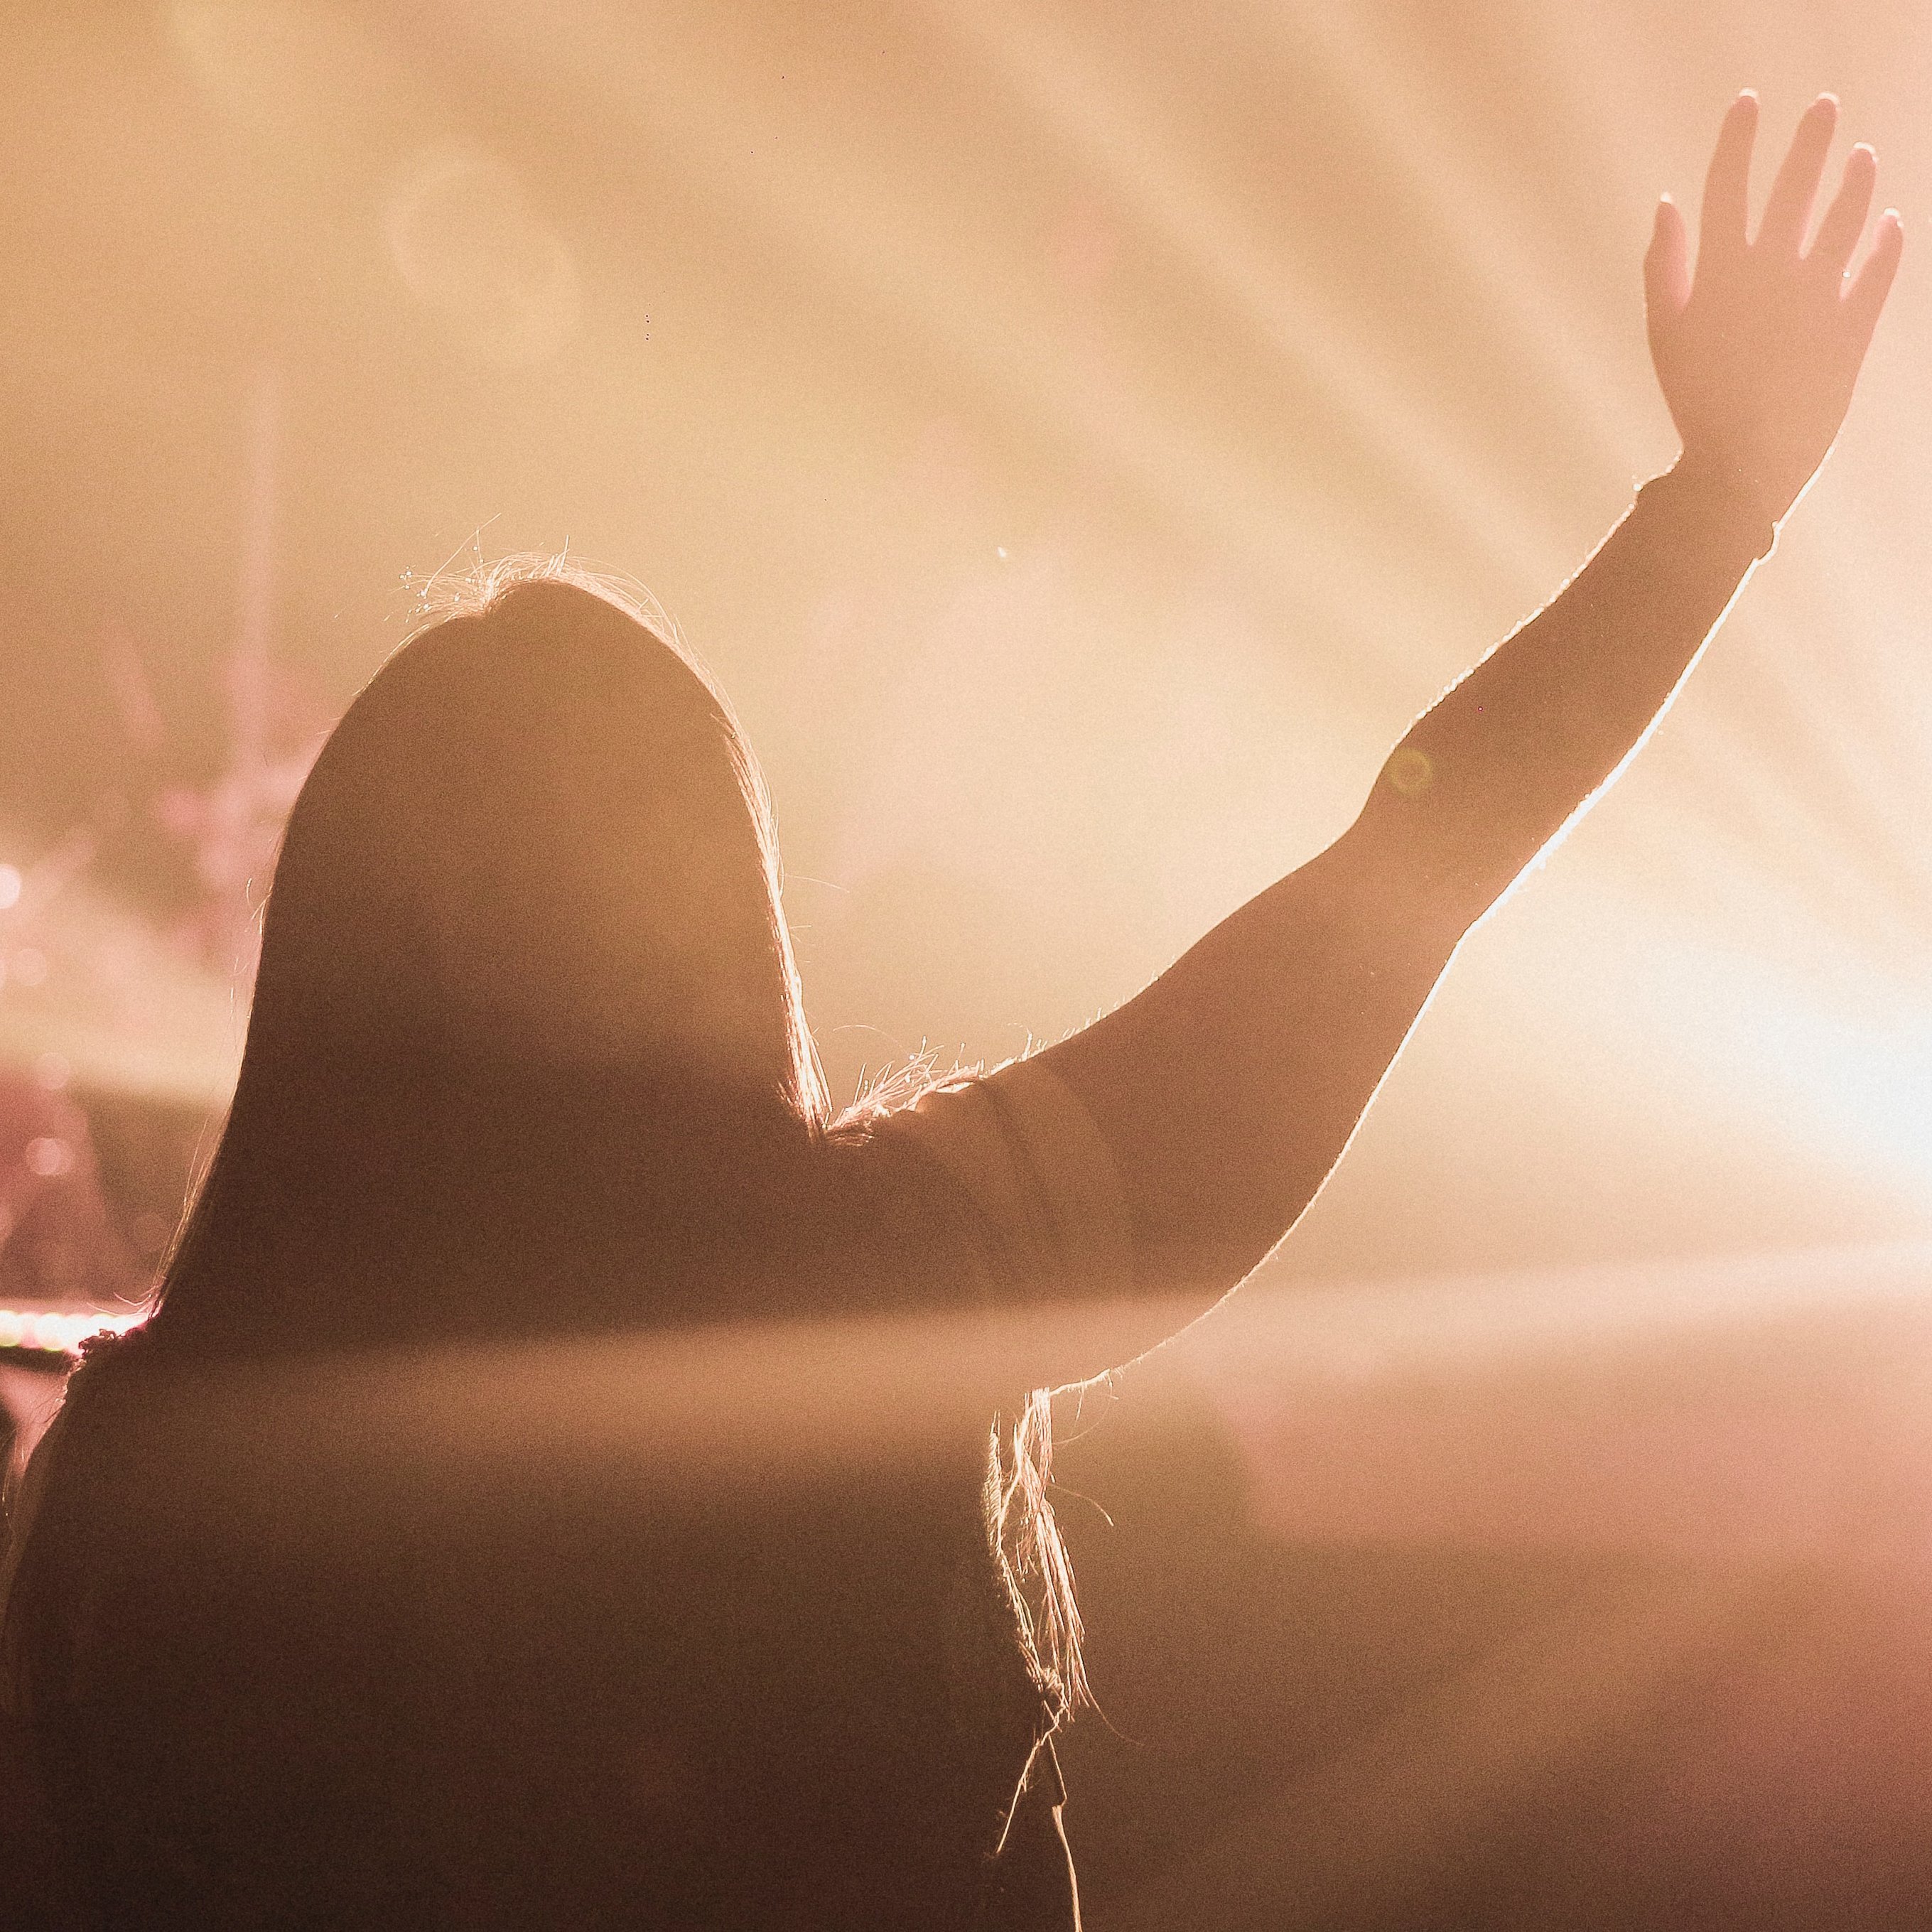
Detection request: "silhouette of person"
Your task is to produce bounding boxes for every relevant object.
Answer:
[0,93,1901,1931]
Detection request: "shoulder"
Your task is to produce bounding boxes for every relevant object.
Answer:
[843,1054,1131,1306]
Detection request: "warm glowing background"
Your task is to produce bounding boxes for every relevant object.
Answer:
[7,3,1932,1923]
[10,4,1932,1267]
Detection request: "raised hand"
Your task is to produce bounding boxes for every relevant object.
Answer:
[1645,92,1902,530]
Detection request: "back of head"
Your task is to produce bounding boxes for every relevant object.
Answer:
[266,576,804,1082]
[161,568,829,1350]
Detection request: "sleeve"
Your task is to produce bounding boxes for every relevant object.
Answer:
[868,1054,1133,1310]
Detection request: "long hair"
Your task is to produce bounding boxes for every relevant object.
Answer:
[151,561,831,1352]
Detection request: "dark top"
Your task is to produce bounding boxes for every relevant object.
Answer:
[6,1059,1127,1929]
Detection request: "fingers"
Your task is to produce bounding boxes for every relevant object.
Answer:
[1844,208,1904,350]
[1697,92,1759,271]
[1756,93,1838,254]
[1644,196,1691,341]
[1808,144,1877,278]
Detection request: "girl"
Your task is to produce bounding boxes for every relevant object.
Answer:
[1,95,1900,1930]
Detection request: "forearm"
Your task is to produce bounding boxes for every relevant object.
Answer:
[1369,458,1772,930]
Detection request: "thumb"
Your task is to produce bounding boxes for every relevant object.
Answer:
[1644,195,1691,345]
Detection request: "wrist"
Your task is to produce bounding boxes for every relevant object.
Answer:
[1647,453,1779,562]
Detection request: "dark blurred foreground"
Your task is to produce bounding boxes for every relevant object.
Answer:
[6,1230,1932,1926]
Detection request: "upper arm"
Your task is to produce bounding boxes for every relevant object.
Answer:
[852,804,1471,1382]
[834,799,1460,1391]
[1027,807,1469,1311]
